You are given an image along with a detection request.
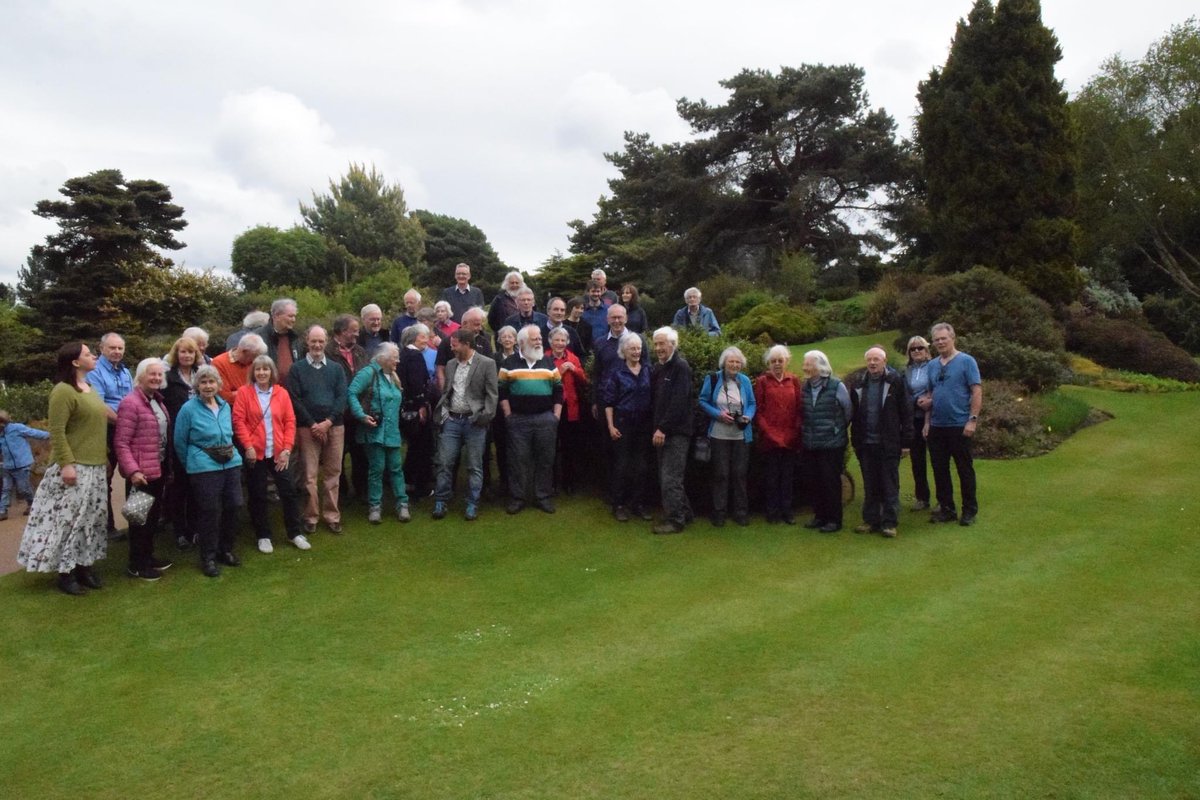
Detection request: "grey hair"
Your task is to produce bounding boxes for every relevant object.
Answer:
[548,326,570,343]
[182,326,208,345]
[652,326,678,346]
[617,332,643,359]
[496,325,517,344]
[434,300,453,316]
[591,268,606,280]
[930,322,956,339]
[764,344,791,364]
[400,323,430,347]
[134,357,166,383]
[194,364,223,387]
[803,350,833,377]
[359,303,382,318]
[461,306,486,324]
[373,341,400,365]
[684,287,701,301]
[250,354,278,385]
[100,332,125,347]
[242,310,270,329]
[502,271,525,293]
[516,286,535,299]
[404,288,422,302]
[516,324,541,348]
[270,298,297,317]
[718,346,746,371]
[305,325,327,341]
[237,333,267,356]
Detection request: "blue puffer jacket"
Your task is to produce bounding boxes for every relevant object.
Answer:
[174,395,243,474]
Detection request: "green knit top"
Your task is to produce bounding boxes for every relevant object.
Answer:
[48,382,109,467]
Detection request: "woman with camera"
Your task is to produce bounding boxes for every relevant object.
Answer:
[699,346,756,527]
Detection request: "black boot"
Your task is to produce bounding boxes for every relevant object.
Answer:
[74,564,103,590]
[56,572,86,596]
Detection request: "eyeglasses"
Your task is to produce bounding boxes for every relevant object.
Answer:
[909,346,926,352]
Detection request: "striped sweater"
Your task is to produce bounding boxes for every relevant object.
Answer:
[498,355,563,415]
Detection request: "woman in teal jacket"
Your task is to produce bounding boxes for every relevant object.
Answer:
[348,342,410,525]
[174,365,243,577]
[698,346,756,527]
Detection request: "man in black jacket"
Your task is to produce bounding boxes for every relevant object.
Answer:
[650,327,694,534]
[849,346,913,538]
[256,298,303,384]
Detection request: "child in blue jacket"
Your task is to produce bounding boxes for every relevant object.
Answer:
[0,410,50,520]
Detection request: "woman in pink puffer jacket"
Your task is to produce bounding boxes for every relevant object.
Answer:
[114,358,173,581]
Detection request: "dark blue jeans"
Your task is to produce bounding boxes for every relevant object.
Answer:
[436,416,488,505]
[927,426,977,516]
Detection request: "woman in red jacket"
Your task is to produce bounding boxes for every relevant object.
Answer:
[550,326,588,494]
[114,358,174,580]
[233,355,308,554]
[753,345,804,524]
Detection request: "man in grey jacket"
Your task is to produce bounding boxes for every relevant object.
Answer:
[432,328,498,521]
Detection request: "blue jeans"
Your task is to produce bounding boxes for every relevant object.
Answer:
[1,466,34,513]
[435,416,488,505]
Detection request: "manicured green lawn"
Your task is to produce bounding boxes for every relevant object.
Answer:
[1,379,1196,798]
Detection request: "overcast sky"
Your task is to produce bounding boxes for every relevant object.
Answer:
[1,0,1193,288]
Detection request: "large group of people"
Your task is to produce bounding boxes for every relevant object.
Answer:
[13,262,983,595]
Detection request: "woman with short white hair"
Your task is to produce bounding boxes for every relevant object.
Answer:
[799,349,850,533]
[754,346,803,524]
[601,331,653,522]
[699,346,756,526]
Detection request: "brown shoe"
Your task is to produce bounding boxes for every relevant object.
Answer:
[854,523,874,534]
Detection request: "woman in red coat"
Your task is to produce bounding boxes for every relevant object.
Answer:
[550,326,588,494]
[753,345,804,524]
[232,355,308,554]
[114,358,174,580]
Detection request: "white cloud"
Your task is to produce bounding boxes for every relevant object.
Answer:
[554,71,693,155]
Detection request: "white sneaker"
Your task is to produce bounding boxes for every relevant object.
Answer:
[257,538,274,554]
[291,534,312,551]
[397,504,411,523]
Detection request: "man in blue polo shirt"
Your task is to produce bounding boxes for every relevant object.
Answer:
[87,331,133,537]
[922,322,983,526]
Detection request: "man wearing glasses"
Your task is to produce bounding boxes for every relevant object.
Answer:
[923,323,982,526]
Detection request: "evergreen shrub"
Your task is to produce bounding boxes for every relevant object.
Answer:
[1065,314,1200,383]
[725,303,825,346]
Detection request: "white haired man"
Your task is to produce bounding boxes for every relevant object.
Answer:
[389,289,423,343]
[649,326,694,534]
[849,345,912,538]
[497,325,562,514]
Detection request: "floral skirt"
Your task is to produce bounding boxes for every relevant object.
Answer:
[17,464,108,574]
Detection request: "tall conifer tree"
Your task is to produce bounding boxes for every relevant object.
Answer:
[916,0,1082,306]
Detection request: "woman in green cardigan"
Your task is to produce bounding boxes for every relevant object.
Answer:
[347,342,410,525]
[18,342,111,595]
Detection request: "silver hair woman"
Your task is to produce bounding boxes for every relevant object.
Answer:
[348,340,410,524]
[798,348,850,533]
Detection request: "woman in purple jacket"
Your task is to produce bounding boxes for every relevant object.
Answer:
[114,358,173,581]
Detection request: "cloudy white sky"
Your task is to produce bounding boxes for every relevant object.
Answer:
[0,0,1193,288]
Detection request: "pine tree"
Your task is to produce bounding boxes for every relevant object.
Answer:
[916,0,1082,306]
[17,169,187,340]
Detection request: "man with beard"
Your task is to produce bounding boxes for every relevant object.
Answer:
[488,271,525,340]
[497,325,562,515]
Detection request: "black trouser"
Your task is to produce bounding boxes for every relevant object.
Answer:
[245,456,303,542]
[909,416,930,504]
[928,425,977,517]
[166,453,193,543]
[760,448,796,520]
[342,418,369,498]
[190,468,243,560]
[857,444,900,529]
[610,421,650,510]
[555,418,586,493]
[803,446,845,526]
[128,476,165,570]
[710,438,749,519]
[402,416,435,490]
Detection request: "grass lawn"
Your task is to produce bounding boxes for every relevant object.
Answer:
[1,353,1196,798]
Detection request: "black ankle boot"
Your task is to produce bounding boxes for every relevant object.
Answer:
[56,572,86,596]
[74,564,103,590]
